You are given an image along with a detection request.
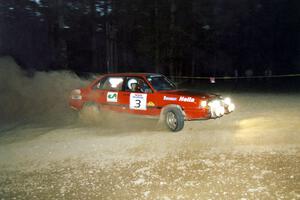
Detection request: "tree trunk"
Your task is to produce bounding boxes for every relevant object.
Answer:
[169,0,176,77]
[106,21,111,72]
[154,0,160,73]
[52,0,68,69]
[90,0,98,71]
[105,1,117,73]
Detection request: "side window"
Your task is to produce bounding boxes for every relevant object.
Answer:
[125,77,152,93]
[95,77,124,91]
[94,77,107,89]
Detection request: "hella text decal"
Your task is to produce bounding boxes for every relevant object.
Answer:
[179,96,195,102]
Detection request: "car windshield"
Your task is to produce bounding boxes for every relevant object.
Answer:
[147,75,176,91]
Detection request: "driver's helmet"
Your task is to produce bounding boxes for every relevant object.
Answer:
[127,78,138,90]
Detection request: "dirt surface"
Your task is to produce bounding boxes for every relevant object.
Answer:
[0,57,299,199]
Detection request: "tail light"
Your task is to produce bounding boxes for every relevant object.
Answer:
[71,89,82,100]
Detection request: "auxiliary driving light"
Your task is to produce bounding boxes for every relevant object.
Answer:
[224,97,231,105]
[215,106,225,116]
[208,100,225,117]
[223,97,235,112]
[227,103,235,112]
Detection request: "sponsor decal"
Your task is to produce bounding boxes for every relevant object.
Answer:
[130,93,147,110]
[179,96,195,102]
[163,96,177,101]
[147,101,155,107]
[107,92,118,102]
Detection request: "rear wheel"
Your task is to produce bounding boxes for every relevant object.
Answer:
[79,102,102,123]
[164,108,184,132]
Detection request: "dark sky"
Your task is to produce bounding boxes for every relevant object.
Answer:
[0,0,299,76]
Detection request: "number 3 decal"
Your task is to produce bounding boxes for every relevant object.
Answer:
[130,93,147,110]
[134,99,141,108]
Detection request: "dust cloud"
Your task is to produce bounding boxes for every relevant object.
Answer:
[0,56,88,128]
[0,56,158,132]
[0,56,299,199]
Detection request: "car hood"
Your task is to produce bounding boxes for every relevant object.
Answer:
[159,89,220,100]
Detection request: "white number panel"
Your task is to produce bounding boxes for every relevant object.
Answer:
[130,93,147,110]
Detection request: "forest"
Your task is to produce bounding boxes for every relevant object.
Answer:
[0,0,299,76]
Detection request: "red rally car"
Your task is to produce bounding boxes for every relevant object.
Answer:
[69,73,235,132]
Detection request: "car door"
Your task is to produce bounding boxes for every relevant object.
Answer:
[91,76,125,113]
[118,76,160,116]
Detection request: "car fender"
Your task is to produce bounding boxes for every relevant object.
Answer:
[159,104,186,122]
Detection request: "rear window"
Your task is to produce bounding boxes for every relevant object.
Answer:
[95,77,124,91]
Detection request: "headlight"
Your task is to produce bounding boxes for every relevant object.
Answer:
[209,100,221,108]
[200,100,207,108]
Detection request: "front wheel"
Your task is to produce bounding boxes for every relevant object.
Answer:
[164,108,184,132]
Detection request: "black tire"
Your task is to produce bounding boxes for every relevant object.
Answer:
[79,102,102,124]
[164,107,184,132]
